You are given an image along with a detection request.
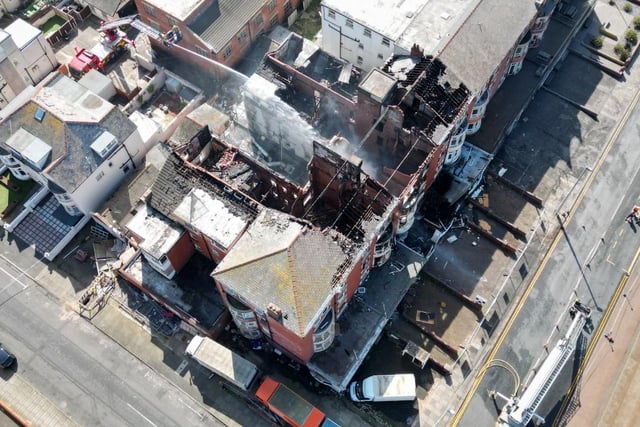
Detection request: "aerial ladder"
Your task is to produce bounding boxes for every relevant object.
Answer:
[98,14,182,47]
[494,301,591,426]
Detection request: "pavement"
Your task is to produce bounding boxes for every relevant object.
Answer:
[0,374,77,427]
[567,267,640,426]
[0,221,368,427]
[26,249,266,427]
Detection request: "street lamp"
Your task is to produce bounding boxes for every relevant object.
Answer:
[434,408,455,427]
[556,166,593,226]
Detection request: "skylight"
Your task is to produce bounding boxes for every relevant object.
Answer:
[34,107,45,122]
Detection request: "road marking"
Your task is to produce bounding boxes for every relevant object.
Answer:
[126,403,157,427]
[607,257,616,266]
[451,50,640,427]
[552,271,632,426]
[0,265,28,290]
[177,397,205,420]
[553,216,640,425]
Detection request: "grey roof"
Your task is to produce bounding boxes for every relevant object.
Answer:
[213,209,353,337]
[51,109,136,191]
[188,1,222,34]
[0,98,136,192]
[438,0,537,94]
[98,143,170,228]
[82,0,127,17]
[198,0,263,53]
[149,153,260,237]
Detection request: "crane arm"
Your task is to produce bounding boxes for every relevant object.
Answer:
[98,14,182,45]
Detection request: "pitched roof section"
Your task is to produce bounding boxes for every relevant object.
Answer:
[438,0,537,93]
[82,0,127,17]
[188,0,222,34]
[213,209,353,336]
[145,0,203,21]
[0,74,136,193]
[198,0,263,53]
[149,153,260,245]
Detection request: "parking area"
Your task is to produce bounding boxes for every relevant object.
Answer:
[0,260,30,306]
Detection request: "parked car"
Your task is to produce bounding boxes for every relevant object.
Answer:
[0,345,15,368]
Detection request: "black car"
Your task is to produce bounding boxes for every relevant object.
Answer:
[0,345,15,368]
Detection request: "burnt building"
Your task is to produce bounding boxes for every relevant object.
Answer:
[260,33,470,235]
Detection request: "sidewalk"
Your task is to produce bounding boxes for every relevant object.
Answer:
[567,275,640,426]
[29,264,262,427]
[0,373,78,427]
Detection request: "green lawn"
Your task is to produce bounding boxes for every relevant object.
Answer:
[0,172,35,218]
[290,0,322,41]
[41,15,66,37]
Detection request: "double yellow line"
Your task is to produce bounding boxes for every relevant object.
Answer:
[450,219,562,425]
[451,66,640,427]
[552,246,640,426]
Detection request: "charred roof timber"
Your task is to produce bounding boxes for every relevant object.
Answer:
[382,53,470,127]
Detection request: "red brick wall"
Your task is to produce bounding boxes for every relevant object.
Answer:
[267,317,314,362]
[167,231,195,273]
[188,230,214,260]
[344,256,365,301]
[135,0,302,71]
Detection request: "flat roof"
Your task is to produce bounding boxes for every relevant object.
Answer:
[145,0,203,21]
[5,128,51,166]
[173,187,249,249]
[126,205,183,259]
[36,73,113,123]
[123,252,226,329]
[5,18,41,50]
[322,0,478,53]
[359,68,396,103]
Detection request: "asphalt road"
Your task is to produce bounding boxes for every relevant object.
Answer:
[0,258,224,427]
[456,71,640,426]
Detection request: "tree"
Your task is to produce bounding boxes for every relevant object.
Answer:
[625,28,638,45]
[591,36,604,48]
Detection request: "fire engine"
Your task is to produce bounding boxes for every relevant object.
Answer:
[67,14,181,79]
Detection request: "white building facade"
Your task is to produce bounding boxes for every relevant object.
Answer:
[0,19,57,109]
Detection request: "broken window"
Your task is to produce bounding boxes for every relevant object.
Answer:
[223,45,232,60]
[357,56,363,65]
[143,3,155,16]
[237,29,248,43]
